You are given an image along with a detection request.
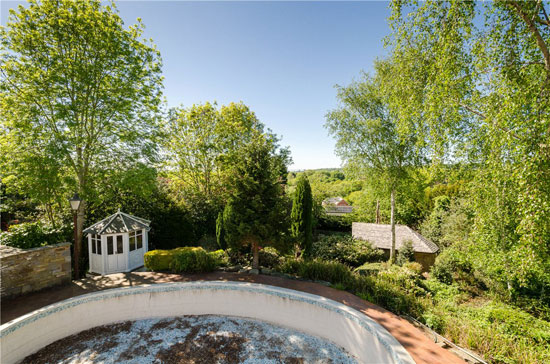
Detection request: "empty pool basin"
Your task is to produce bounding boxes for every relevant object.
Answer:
[0,281,416,363]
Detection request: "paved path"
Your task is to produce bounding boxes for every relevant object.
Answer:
[1,271,464,364]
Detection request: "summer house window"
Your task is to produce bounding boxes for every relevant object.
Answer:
[129,230,143,251]
[92,234,101,254]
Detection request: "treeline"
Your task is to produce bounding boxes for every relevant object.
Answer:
[0,1,294,276]
[324,0,550,308]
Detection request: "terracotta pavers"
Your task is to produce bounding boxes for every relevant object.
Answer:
[1,271,464,364]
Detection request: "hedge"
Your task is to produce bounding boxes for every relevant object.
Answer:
[144,247,224,273]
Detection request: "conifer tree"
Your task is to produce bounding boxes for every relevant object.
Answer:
[291,175,313,257]
[215,211,227,250]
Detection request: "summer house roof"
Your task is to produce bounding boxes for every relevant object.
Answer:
[352,222,439,254]
[83,210,151,235]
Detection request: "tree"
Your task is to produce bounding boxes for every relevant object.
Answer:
[291,175,313,257]
[325,68,424,263]
[216,211,227,250]
[166,102,268,236]
[396,240,415,266]
[386,0,550,295]
[0,0,163,277]
[222,134,291,269]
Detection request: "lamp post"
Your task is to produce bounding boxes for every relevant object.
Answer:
[69,193,82,278]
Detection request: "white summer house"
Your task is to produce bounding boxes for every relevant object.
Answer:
[83,210,150,275]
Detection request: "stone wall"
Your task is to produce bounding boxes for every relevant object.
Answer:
[0,243,72,299]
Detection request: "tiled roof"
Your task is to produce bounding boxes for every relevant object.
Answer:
[352,223,439,254]
[83,210,150,235]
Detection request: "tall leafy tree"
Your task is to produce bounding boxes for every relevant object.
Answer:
[291,175,313,257]
[166,102,272,240]
[166,102,266,221]
[325,68,424,263]
[386,0,550,294]
[223,134,291,269]
[0,0,163,276]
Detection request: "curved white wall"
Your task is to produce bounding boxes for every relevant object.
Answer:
[0,282,415,364]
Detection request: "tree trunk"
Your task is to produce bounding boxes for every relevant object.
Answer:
[375,200,380,224]
[74,201,86,279]
[389,189,396,264]
[252,242,259,269]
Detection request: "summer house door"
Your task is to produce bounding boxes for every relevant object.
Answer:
[106,235,125,272]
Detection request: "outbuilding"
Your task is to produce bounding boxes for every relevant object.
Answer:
[352,222,439,271]
[83,210,150,275]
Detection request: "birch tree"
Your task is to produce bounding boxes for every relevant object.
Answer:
[325,67,423,263]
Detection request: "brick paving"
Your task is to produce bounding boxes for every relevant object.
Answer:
[1,271,464,364]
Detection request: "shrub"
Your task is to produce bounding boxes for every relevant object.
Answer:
[279,258,356,286]
[277,258,428,317]
[403,261,423,275]
[396,240,415,266]
[209,249,230,267]
[355,262,386,276]
[170,247,217,273]
[316,215,351,232]
[258,246,282,268]
[0,222,69,249]
[311,234,385,267]
[144,249,175,271]
[145,247,224,272]
[226,247,251,266]
[431,246,473,285]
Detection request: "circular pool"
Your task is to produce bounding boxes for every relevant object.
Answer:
[0,281,415,364]
[21,315,358,363]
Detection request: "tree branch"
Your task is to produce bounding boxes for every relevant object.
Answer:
[508,1,550,71]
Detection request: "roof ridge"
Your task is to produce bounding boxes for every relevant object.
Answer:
[119,211,151,224]
[98,211,121,235]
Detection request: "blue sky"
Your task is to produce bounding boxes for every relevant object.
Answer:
[1,1,392,170]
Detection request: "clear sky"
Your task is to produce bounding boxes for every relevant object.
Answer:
[1,1,392,170]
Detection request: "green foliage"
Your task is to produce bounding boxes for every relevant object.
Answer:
[316,215,352,232]
[325,68,426,262]
[258,246,283,268]
[311,234,385,267]
[278,258,428,317]
[144,249,175,272]
[278,258,356,286]
[0,0,163,214]
[396,240,415,266]
[355,262,386,276]
[430,245,490,300]
[209,249,230,267]
[0,0,164,276]
[402,261,423,275]
[222,133,291,268]
[170,247,217,273]
[278,257,550,362]
[225,247,252,267]
[386,0,550,296]
[86,176,195,250]
[144,247,223,273]
[291,174,313,256]
[0,222,70,249]
[215,212,227,250]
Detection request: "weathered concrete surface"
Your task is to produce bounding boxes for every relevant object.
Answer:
[1,271,465,364]
[0,243,71,299]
